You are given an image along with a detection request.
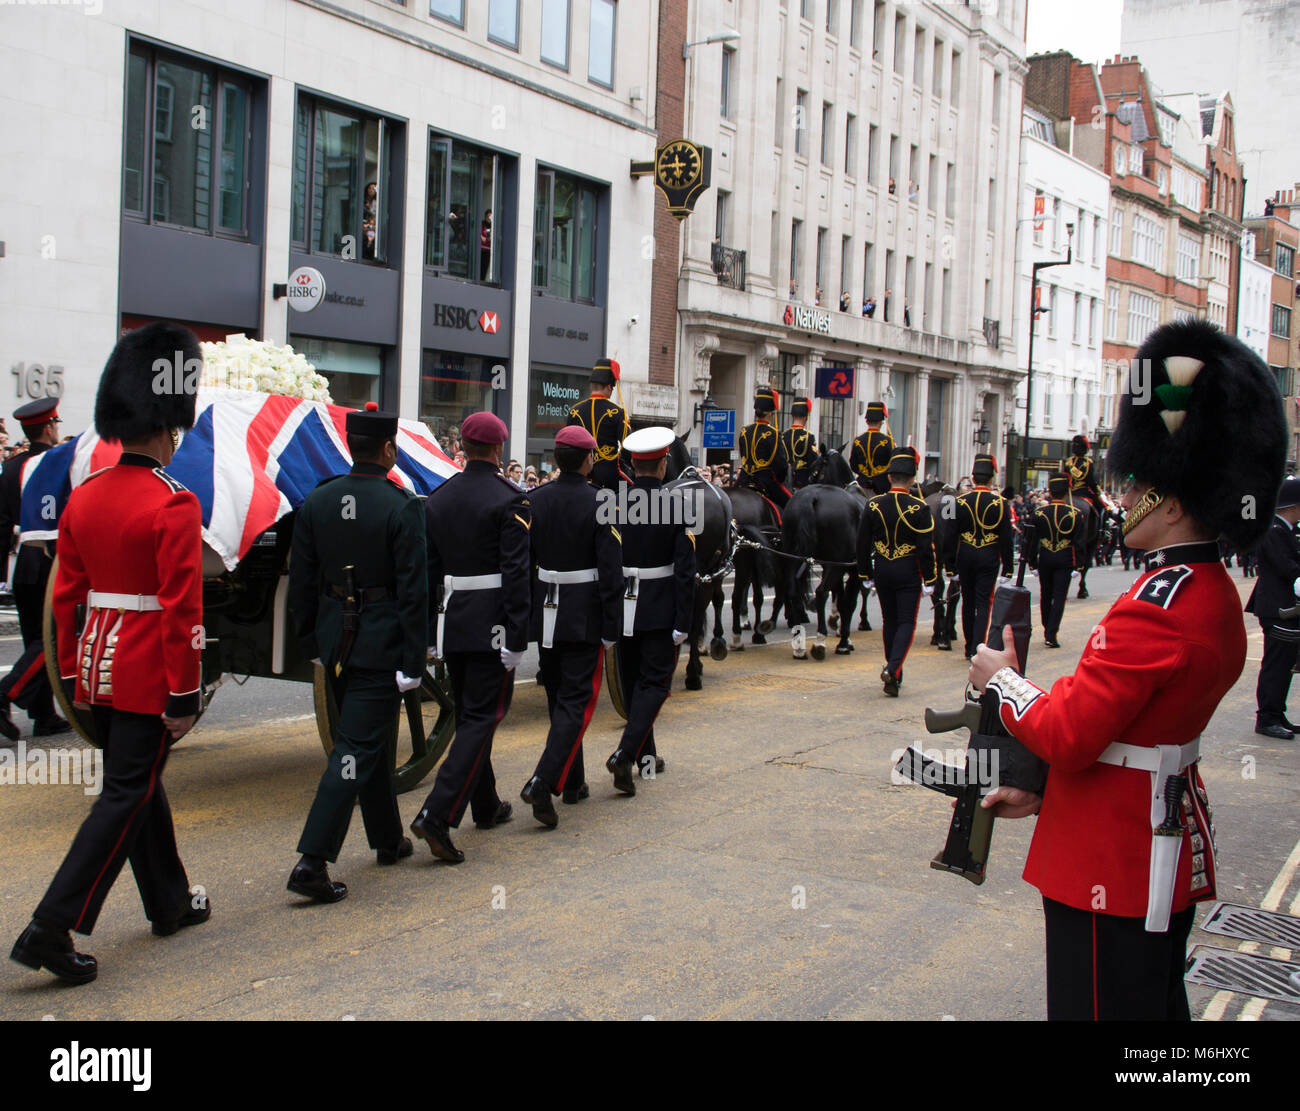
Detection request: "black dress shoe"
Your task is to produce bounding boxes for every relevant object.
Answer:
[1045,638,1061,649]
[935,639,952,651]
[1076,588,1089,600]
[475,801,513,830]
[883,675,900,697]
[286,863,348,903]
[1283,718,1300,734]
[654,756,666,775]
[562,782,590,805]
[376,837,413,865]
[607,751,636,796]
[410,811,464,863]
[1255,723,1295,740]
[0,698,18,742]
[152,891,212,937]
[10,920,97,985]
[521,777,558,829]
[33,715,71,737]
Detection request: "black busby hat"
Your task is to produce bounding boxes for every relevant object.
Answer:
[1071,434,1090,455]
[754,386,778,414]
[1048,475,1070,498]
[888,446,919,477]
[1277,476,1300,511]
[791,397,811,418]
[591,357,620,387]
[972,453,997,480]
[345,401,398,439]
[95,321,200,443]
[866,401,888,423]
[1107,320,1286,548]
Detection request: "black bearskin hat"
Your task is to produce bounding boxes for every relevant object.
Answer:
[96,322,201,443]
[1106,320,1285,549]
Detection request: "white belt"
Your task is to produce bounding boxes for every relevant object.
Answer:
[437,573,503,651]
[621,564,674,637]
[538,567,599,649]
[87,591,162,612]
[1097,737,1201,932]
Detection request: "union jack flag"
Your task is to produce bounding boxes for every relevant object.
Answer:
[18,388,460,571]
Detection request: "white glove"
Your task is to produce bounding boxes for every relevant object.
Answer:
[999,575,1013,585]
[1293,576,1300,597]
[500,647,525,670]
[395,671,421,692]
[427,644,441,662]
[922,585,934,597]
[861,580,875,591]
[672,629,689,646]
[601,638,616,648]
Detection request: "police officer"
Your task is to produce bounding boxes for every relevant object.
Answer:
[737,387,791,509]
[1246,475,1300,740]
[954,454,1014,658]
[781,397,818,490]
[519,424,623,826]
[859,447,936,696]
[604,427,696,796]
[0,397,69,738]
[1026,475,1085,649]
[971,319,1287,1020]
[849,402,895,494]
[568,357,630,490]
[411,411,530,862]
[286,402,428,903]
[11,323,208,985]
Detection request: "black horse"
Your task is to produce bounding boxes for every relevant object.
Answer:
[1066,492,1100,598]
[727,485,784,649]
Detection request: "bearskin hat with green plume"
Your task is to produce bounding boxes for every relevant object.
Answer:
[1106,320,1285,549]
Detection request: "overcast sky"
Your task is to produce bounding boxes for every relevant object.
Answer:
[1026,0,1125,67]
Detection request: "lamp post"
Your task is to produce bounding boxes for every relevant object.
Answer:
[1022,222,1074,489]
[682,31,741,60]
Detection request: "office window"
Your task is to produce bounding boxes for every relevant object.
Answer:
[945,162,955,219]
[1032,190,1045,247]
[430,0,463,26]
[932,39,944,97]
[862,242,875,299]
[1089,297,1098,347]
[1132,213,1155,267]
[795,90,808,155]
[816,227,828,297]
[826,0,837,33]
[1277,243,1296,279]
[1129,291,1157,344]
[867,124,879,183]
[1176,234,1198,282]
[884,249,895,319]
[1106,286,1119,341]
[913,26,925,88]
[840,235,853,300]
[924,262,933,328]
[950,50,961,99]
[987,179,996,233]
[888,135,899,185]
[908,143,919,197]
[721,47,735,120]
[533,167,600,302]
[488,0,519,48]
[927,155,937,211]
[588,0,616,88]
[1274,304,1293,338]
[941,268,951,333]
[1052,197,1061,251]
[775,79,784,147]
[1047,285,1058,338]
[1076,214,1088,264]
[992,71,1002,122]
[790,219,802,288]
[984,279,993,320]
[904,255,915,308]
[1110,206,1123,256]
[821,102,834,166]
[844,113,857,176]
[293,95,393,262]
[893,12,906,75]
[872,1,886,58]
[1072,292,1082,343]
[1093,215,1103,263]
[849,0,863,48]
[715,190,729,243]
[541,0,570,69]
[125,43,254,237]
[771,211,781,283]
[801,0,811,18]
[426,133,501,282]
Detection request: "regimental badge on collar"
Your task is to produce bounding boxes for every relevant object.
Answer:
[1134,565,1193,609]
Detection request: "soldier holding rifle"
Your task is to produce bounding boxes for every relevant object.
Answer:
[969,321,1285,1020]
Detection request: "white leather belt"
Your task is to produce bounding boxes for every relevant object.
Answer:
[87,591,162,612]
[437,573,503,651]
[1097,737,1201,932]
[538,567,599,648]
[621,564,673,636]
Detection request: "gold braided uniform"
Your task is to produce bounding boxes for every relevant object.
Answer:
[849,429,895,493]
[567,396,629,489]
[858,489,936,681]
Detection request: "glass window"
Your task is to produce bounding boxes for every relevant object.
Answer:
[913,26,925,88]
[123,51,147,213]
[1106,286,1119,341]
[1274,304,1293,338]
[426,133,501,282]
[541,0,569,69]
[152,58,213,229]
[849,0,862,48]
[420,351,502,445]
[588,0,616,88]
[1277,243,1295,279]
[430,0,464,27]
[844,113,856,176]
[872,1,886,58]
[532,167,601,302]
[721,47,734,120]
[790,219,802,289]
[291,335,383,409]
[774,79,784,147]
[219,84,247,232]
[893,12,906,75]
[867,124,878,182]
[488,0,519,48]
[820,102,833,166]
[795,90,807,155]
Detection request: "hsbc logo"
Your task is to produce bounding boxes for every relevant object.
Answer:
[430,303,505,334]
[479,311,499,334]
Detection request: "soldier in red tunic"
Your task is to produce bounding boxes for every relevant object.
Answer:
[9,323,208,986]
[970,320,1287,1020]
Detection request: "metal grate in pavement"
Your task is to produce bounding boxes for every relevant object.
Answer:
[1184,945,1300,1003]
[1200,902,1300,949]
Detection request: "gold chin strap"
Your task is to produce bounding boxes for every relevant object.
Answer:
[170,428,181,451]
[1123,487,1163,535]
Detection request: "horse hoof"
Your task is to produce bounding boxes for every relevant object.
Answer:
[751,632,767,646]
[858,621,871,632]
[810,644,826,661]
[685,675,702,691]
[709,638,728,662]
[828,613,840,631]
[758,619,774,635]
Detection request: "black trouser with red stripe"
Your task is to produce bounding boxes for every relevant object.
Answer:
[534,642,603,793]
[875,563,922,680]
[420,651,511,828]
[2,579,56,722]
[1038,560,1072,641]
[297,666,403,861]
[1043,897,1194,1020]
[956,552,999,656]
[743,471,791,509]
[615,631,676,770]
[35,706,190,935]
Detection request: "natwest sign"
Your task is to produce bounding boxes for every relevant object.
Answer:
[783,303,831,335]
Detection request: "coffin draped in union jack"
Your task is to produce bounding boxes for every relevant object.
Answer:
[18,388,460,571]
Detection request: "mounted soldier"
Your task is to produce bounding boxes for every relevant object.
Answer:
[781,396,818,491]
[567,356,630,491]
[736,387,791,511]
[849,401,894,494]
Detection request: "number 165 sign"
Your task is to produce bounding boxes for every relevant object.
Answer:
[11,362,65,399]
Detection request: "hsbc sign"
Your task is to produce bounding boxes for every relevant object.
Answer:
[431,303,502,334]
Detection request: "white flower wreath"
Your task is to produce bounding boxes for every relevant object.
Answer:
[198,336,333,404]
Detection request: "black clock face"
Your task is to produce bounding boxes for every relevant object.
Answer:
[657,142,701,189]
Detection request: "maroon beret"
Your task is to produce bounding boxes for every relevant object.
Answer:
[555,424,597,450]
[460,411,508,444]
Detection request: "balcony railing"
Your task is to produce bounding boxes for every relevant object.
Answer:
[711,242,746,291]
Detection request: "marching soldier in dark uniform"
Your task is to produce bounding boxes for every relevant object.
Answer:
[519,424,623,826]
[286,402,428,903]
[781,397,818,490]
[954,453,1014,658]
[859,447,936,696]
[849,401,895,494]
[1246,475,1300,740]
[971,320,1287,1020]
[567,357,630,491]
[10,323,208,985]
[0,397,69,738]
[604,427,695,796]
[411,411,530,862]
[737,387,791,509]
[1025,474,1085,649]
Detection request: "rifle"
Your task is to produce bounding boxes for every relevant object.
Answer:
[893,561,1049,884]
[335,564,361,678]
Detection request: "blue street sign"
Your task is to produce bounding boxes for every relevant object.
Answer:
[701,408,736,449]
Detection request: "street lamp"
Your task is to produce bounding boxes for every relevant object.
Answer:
[682,31,741,59]
[1021,221,1074,489]
[693,394,719,427]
